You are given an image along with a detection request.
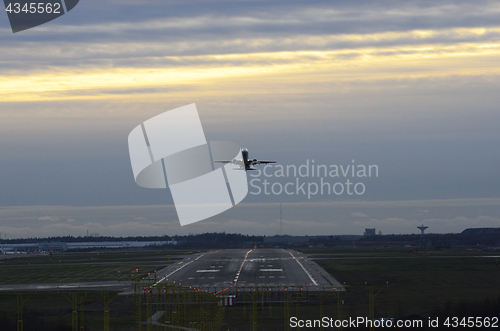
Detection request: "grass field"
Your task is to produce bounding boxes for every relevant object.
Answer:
[0,249,198,284]
[299,247,500,318]
[0,292,135,331]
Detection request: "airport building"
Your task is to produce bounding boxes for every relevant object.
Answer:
[364,228,376,236]
[1,240,176,253]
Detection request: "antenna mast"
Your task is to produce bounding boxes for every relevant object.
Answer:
[280,203,282,236]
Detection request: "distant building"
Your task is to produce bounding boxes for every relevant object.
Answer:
[462,228,500,235]
[66,241,176,249]
[1,240,177,253]
[38,241,68,252]
[364,228,376,236]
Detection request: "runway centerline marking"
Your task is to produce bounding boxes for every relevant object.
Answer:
[259,269,282,272]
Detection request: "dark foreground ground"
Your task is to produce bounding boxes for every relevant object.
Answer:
[0,246,498,330]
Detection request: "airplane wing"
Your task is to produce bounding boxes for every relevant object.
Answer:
[215,159,245,167]
[250,160,276,165]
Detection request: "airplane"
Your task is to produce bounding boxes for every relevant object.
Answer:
[215,148,276,171]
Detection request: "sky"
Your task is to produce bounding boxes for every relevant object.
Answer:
[0,0,499,238]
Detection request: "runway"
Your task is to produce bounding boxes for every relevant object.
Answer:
[0,249,342,294]
[154,248,341,291]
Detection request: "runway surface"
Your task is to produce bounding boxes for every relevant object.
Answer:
[0,249,342,293]
[154,248,341,291]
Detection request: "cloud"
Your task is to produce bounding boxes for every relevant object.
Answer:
[0,0,499,230]
[0,199,498,238]
[38,216,59,222]
[6,1,500,42]
[351,212,368,218]
[3,1,500,79]
[67,219,77,223]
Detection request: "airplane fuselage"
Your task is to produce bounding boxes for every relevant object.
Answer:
[242,148,251,170]
[215,148,274,171]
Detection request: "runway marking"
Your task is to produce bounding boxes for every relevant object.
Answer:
[196,270,220,273]
[269,276,275,279]
[280,276,286,278]
[251,258,279,262]
[153,253,206,287]
[259,276,265,278]
[234,249,253,285]
[188,277,194,280]
[286,250,318,286]
[259,269,282,272]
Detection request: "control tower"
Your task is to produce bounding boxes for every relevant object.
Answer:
[417,224,428,235]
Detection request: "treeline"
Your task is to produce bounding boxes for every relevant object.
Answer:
[1,232,263,245]
[172,232,263,248]
[357,232,500,246]
[3,229,499,248]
